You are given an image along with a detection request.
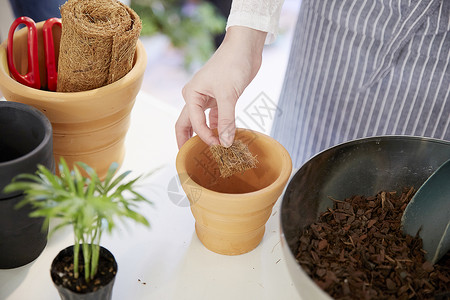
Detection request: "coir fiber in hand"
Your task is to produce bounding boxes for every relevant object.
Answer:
[210,140,258,178]
[57,0,142,92]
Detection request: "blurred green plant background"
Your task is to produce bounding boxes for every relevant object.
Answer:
[131,0,226,70]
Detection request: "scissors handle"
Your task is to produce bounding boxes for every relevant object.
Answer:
[7,16,41,89]
[43,18,61,92]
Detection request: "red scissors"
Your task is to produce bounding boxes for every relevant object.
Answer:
[7,16,61,91]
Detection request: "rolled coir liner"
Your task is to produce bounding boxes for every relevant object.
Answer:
[57,0,142,92]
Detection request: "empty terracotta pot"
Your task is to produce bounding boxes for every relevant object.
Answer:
[176,128,292,255]
[0,21,147,178]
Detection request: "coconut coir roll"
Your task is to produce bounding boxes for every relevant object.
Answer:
[57,0,142,92]
[210,140,258,178]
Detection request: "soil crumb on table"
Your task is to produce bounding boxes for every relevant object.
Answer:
[295,187,450,300]
[210,140,258,178]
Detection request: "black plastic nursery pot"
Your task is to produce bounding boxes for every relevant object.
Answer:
[0,101,54,269]
[51,245,118,300]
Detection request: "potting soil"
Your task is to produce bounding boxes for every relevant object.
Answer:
[51,247,117,294]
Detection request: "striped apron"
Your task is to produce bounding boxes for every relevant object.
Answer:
[271,0,450,168]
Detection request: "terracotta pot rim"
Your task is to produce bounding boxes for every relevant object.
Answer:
[176,128,293,200]
[0,21,147,101]
[0,101,52,168]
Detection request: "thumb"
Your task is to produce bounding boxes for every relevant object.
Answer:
[217,98,236,147]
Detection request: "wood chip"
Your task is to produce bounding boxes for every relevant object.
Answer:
[295,188,450,299]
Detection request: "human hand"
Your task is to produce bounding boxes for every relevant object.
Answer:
[175,26,267,149]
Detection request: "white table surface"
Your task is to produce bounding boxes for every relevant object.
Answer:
[0,92,301,300]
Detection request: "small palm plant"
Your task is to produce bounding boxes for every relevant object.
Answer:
[4,158,152,283]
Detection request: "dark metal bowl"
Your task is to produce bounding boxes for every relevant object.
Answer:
[280,136,450,299]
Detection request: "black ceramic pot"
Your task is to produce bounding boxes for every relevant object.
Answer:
[0,101,54,269]
[51,245,118,300]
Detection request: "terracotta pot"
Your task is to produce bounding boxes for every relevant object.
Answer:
[51,245,117,300]
[0,101,54,268]
[0,21,147,178]
[176,128,292,255]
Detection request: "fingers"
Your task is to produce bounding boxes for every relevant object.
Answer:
[187,100,219,146]
[209,106,218,129]
[175,104,220,149]
[175,106,194,149]
[177,89,237,149]
[217,97,236,147]
[177,86,221,148]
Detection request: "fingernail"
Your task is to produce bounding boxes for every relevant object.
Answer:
[219,131,233,148]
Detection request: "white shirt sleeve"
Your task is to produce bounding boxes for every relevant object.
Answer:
[226,0,285,44]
